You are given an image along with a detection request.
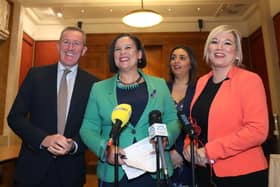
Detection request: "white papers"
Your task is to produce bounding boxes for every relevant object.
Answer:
[121,137,158,179]
[121,165,146,179]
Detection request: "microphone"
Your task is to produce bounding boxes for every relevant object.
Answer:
[177,111,193,134]
[107,104,132,146]
[148,110,168,178]
[177,111,200,137]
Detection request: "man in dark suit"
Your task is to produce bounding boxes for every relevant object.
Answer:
[7,26,99,187]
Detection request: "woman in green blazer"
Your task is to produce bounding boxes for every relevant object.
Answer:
[80,33,180,187]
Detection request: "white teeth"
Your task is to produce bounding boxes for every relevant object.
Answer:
[66,52,74,56]
[215,53,225,57]
[173,65,181,69]
[120,57,129,62]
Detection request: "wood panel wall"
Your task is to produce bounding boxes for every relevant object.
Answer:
[248,28,272,115]
[34,41,59,67]
[0,38,10,134]
[32,33,256,84]
[0,1,13,134]
[80,32,212,80]
[274,12,280,68]
[33,32,214,80]
[19,32,34,86]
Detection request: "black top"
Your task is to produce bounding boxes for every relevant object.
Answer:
[191,77,225,145]
[117,82,148,126]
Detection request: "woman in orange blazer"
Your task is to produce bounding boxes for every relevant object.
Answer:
[183,25,268,187]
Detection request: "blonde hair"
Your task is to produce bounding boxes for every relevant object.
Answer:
[203,25,243,66]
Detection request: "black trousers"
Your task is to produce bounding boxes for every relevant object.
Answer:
[14,160,84,187]
[195,165,268,187]
[99,173,171,187]
[212,169,268,187]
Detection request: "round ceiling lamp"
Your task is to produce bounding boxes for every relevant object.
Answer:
[122,0,162,28]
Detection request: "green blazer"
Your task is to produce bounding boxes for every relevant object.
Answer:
[80,71,180,183]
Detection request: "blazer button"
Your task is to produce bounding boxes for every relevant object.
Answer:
[131,129,136,134]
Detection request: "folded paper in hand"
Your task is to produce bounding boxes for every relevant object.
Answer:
[121,137,159,179]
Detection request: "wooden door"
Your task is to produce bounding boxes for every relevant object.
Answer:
[19,32,34,86]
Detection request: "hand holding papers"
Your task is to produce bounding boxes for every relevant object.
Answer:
[121,137,158,179]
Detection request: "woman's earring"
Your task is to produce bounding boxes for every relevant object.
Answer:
[138,58,142,64]
[235,57,240,64]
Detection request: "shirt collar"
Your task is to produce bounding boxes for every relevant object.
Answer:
[58,62,78,74]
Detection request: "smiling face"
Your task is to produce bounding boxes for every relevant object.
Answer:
[57,30,87,67]
[207,31,238,68]
[170,48,191,77]
[113,36,142,72]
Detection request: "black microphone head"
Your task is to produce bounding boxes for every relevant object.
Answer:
[149,110,162,125]
[177,111,193,133]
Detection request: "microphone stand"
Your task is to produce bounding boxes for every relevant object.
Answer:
[155,137,161,187]
[178,111,197,187]
[155,136,169,187]
[188,127,197,187]
[113,133,120,187]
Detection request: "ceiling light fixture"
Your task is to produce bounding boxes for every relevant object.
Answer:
[122,0,162,28]
[57,11,63,18]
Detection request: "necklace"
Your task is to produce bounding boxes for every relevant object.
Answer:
[117,74,142,90]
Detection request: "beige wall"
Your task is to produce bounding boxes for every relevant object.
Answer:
[270,0,280,17]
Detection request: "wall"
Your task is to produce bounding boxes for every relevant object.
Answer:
[19,32,34,86]
[274,12,280,68]
[270,0,280,17]
[0,37,10,135]
[246,9,261,36]
[33,32,211,80]
[27,21,251,41]
[0,0,12,136]
[259,0,280,115]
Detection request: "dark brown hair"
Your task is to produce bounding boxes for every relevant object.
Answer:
[108,33,147,73]
[169,45,197,84]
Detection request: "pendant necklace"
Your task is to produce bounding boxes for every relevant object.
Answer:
[117,74,142,90]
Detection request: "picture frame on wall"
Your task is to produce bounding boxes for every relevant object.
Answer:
[0,0,11,40]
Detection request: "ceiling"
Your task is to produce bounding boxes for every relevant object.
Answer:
[17,0,258,26]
